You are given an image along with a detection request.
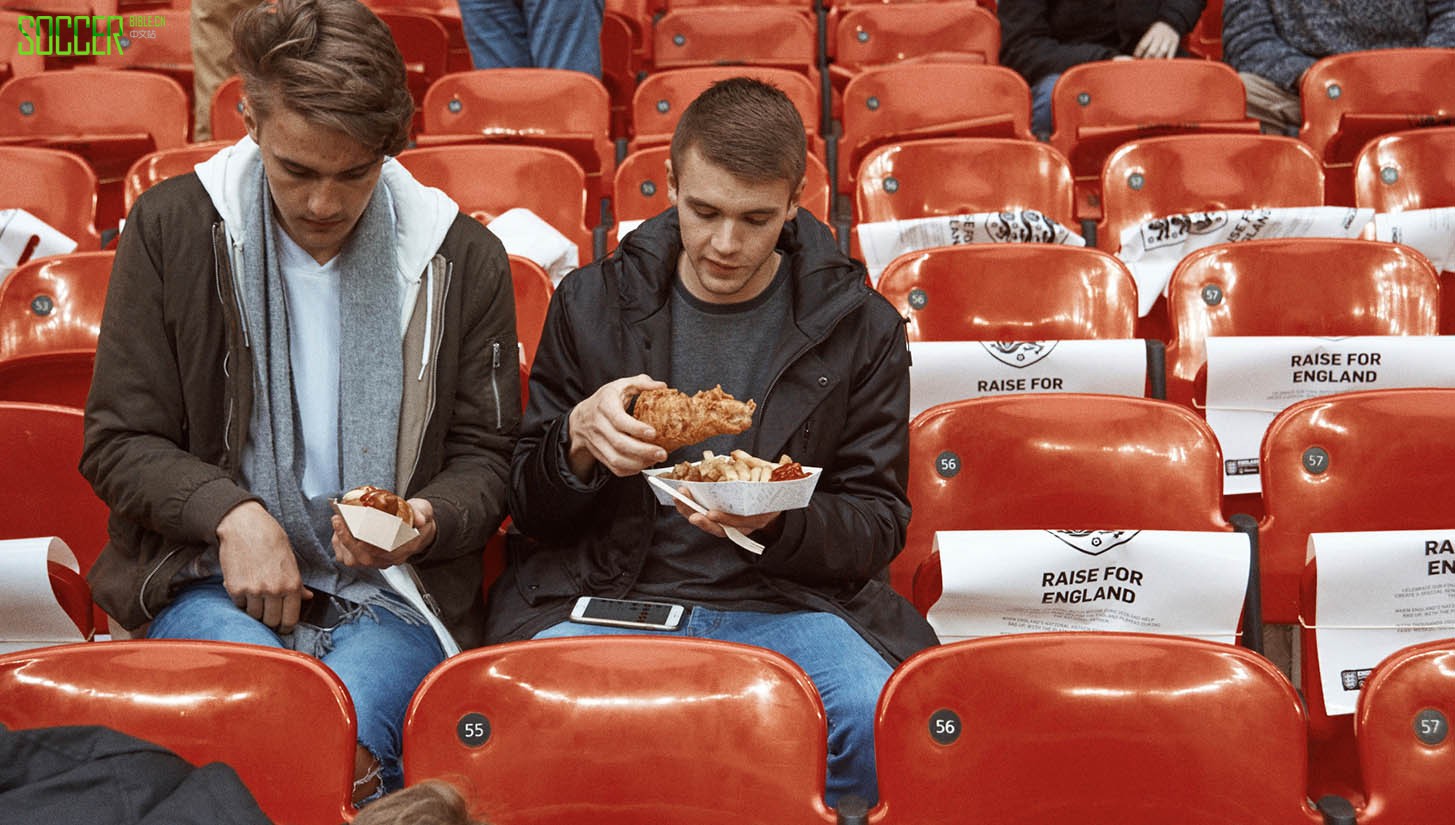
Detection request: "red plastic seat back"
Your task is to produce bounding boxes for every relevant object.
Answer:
[0,69,189,154]
[873,633,1320,824]
[855,137,1074,227]
[420,68,614,193]
[1356,639,1455,823]
[833,4,1000,74]
[1098,134,1324,253]
[508,254,552,371]
[123,141,231,214]
[652,7,816,75]
[209,74,247,142]
[629,66,822,155]
[900,394,1226,600]
[1049,59,1253,219]
[1301,49,1455,204]
[612,144,832,227]
[403,636,832,825]
[0,145,101,250]
[0,251,114,359]
[1260,388,1455,627]
[0,640,357,825]
[1353,126,1455,213]
[1164,239,1439,411]
[876,244,1136,342]
[839,63,1032,193]
[0,402,110,631]
[396,144,594,260]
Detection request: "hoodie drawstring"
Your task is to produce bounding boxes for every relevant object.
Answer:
[417,261,434,381]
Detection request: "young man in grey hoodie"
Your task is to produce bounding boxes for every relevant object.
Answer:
[81,0,519,804]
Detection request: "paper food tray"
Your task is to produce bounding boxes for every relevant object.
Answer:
[642,466,822,516]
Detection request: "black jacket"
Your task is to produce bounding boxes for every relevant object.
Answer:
[999,0,1206,86]
[0,724,272,825]
[485,209,938,664]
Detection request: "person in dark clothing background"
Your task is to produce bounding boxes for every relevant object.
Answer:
[999,0,1208,138]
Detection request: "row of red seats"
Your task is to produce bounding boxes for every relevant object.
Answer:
[0,629,1448,824]
[5,386,1455,809]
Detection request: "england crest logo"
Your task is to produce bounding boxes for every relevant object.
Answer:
[1048,530,1140,556]
[981,341,1057,368]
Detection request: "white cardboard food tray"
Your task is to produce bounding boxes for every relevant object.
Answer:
[643,466,822,516]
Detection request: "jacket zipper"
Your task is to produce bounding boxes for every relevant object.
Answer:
[490,341,503,431]
[405,258,449,488]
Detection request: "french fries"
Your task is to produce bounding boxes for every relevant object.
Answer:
[665,450,807,482]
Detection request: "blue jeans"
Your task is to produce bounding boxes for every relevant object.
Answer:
[534,606,892,807]
[1031,72,1060,141]
[147,578,446,796]
[456,0,604,76]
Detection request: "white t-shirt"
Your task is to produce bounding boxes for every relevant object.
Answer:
[277,228,343,499]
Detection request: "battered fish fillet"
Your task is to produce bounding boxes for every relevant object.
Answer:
[633,385,756,453]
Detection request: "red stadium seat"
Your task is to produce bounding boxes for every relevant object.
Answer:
[396,144,598,262]
[403,636,834,824]
[902,395,1231,613]
[1353,126,1455,334]
[418,69,614,217]
[869,633,1323,824]
[209,74,247,142]
[839,63,1033,194]
[652,7,817,77]
[0,251,113,410]
[1049,59,1256,222]
[876,244,1137,342]
[0,12,44,86]
[612,144,832,231]
[1098,134,1324,254]
[508,254,552,372]
[0,402,110,632]
[0,640,358,825]
[375,9,451,136]
[1165,239,1438,411]
[830,3,999,86]
[1300,48,1455,205]
[855,137,1075,227]
[0,145,101,251]
[1352,638,1455,824]
[123,141,231,214]
[1260,389,1455,802]
[89,10,195,136]
[628,66,824,161]
[0,70,189,236]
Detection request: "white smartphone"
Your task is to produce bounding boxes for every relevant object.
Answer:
[569,596,685,631]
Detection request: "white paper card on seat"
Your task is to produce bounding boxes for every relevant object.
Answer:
[486,207,580,286]
[854,210,1086,286]
[0,208,78,281]
[1374,207,1455,272]
[0,536,88,650]
[928,529,1249,645]
[1310,529,1455,716]
[1115,206,1372,316]
[1204,335,1455,495]
[908,340,1146,419]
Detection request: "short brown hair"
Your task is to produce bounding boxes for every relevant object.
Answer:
[232,0,413,156]
[352,780,487,825]
[670,76,806,188]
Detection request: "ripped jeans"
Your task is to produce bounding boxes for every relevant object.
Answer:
[147,576,445,797]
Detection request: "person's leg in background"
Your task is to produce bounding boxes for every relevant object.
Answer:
[1238,71,1301,136]
[456,0,532,69]
[523,0,604,77]
[190,0,255,141]
[1030,72,1060,141]
[690,608,892,808]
